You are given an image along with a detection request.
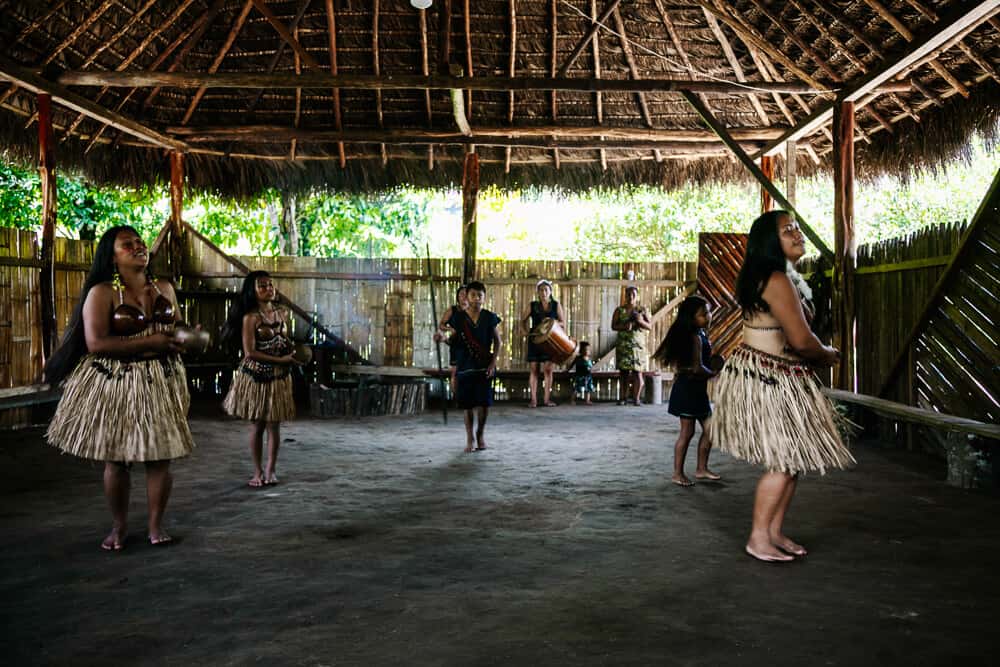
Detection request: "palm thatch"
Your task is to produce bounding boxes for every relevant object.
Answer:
[0,0,997,196]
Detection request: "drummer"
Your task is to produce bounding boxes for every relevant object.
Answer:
[520,279,566,408]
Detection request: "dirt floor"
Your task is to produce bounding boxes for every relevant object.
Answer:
[1,402,997,666]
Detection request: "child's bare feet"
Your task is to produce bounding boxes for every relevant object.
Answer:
[465,437,475,453]
[671,474,694,487]
[771,533,807,556]
[584,398,593,405]
[475,432,487,450]
[101,524,127,551]
[745,536,795,562]
[248,470,264,487]
[264,471,279,486]
[695,468,722,481]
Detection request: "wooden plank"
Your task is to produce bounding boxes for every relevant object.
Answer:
[823,388,1000,440]
[37,94,56,360]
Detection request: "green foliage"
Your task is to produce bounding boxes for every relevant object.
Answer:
[1,135,996,261]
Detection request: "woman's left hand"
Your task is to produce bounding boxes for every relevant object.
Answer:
[486,360,497,378]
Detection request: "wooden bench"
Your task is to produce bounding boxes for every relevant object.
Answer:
[822,388,1000,488]
[0,384,62,411]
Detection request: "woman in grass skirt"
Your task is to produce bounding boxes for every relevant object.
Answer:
[45,226,193,551]
[222,271,299,487]
[711,210,854,563]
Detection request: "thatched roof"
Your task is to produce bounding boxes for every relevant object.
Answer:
[0,0,997,195]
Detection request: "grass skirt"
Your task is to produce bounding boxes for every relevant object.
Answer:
[710,344,855,475]
[223,359,295,422]
[47,354,194,462]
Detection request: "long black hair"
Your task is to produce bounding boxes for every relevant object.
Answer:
[221,270,271,353]
[44,225,138,384]
[735,210,790,314]
[653,295,708,367]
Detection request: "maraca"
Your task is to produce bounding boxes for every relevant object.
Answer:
[174,326,211,354]
[292,343,313,365]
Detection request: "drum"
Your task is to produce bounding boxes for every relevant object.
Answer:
[529,318,578,364]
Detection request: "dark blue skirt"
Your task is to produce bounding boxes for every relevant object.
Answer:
[667,374,711,419]
[456,368,494,408]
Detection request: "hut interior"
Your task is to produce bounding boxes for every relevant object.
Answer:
[0,1,999,664]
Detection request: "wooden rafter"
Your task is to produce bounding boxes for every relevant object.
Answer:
[551,0,560,169]
[141,0,227,114]
[42,0,116,67]
[465,0,473,116]
[245,0,313,115]
[754,0,999,157]
[420,6,434,170]
[804,0,883,57]
[702,9,770,125]
[557,0,624,77]
[58,70,911,95]
[505,0,517,174]
[591,0,606,171]
[680,90,833,260]
[62,0,199,140]
[0,55,187,151]
[373,0,387,165]
[291,23,301,160]
[324,0,346,168]
[612,8,660,162]
[180,0,254,126]
[861,0,973,99]
[169,125,785,142]
[79,0,159,69]
[745,0,842,82]
[250,0,321,69]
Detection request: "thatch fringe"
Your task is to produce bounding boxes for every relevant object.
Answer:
[1,81,996,199]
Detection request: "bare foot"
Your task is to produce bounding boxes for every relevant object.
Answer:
[476,433,487,450]
[584,399,593,405]
[465,438,475,453]
[544,401,557,407]
[695,469,722,481]
[745,538,794,562]
[771,534,807,556]
[528,402,537,408]
[148,531,173,546]
[671,475,694,487]
[248,472,264,488]
[101,525,127,551]
[264,471,279,486]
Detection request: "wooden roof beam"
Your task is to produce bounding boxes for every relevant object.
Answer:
[611,7,660,162]
[420,5,434,171]
[0,54,188,151]
[702,8,770,125]
[373,0,387,165]
[323,0,346,168]
[168,125,785,141]
[180,0,254,125]
[754,0,999,157]
[745,0,842,82]
[556,0,624,77]
[681,89,833,261]
[250,0,321,70]
[591,0,606,172]
[58,71,911,95]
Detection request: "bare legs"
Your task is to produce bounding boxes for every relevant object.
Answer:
[102,460,173,549]
[145,460,173,544]
[463,407,489,452]
[620,371,644,405]
[248,421,265,487]
[528,362,556,407]
[672,418,721,486]
[248,420,281,485]
[102,462,130,550]
[265,422,281,484]
[746,472,802,562]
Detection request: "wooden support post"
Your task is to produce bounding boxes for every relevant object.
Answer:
[37,94,57,360]
[760,155,775,213]
[169,151,185,280]
[832,102,856,391]
[785,140,797,207]
[680,89,834,261]
[461,152,479,283]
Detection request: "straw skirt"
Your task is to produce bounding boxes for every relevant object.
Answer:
[710,344,855,475]
[223,358,295,422]
[47,354,194,462]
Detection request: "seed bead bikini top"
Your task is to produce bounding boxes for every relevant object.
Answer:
[255,308,288,342]
[110,280,175,336]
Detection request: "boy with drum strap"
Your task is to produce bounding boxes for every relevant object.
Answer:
[446,281,503,453]
[520,279,566,408]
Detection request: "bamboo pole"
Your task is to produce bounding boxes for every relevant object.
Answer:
[38,94,57,360]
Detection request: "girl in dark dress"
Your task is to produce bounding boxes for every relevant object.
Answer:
[446,281,503,452]
[654,295,721,486]
[434,285,468,400]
